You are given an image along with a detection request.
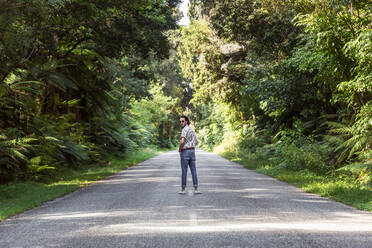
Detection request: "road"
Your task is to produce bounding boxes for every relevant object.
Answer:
[1,149,372,248]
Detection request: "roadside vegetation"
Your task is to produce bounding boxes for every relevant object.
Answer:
[217,140,372,211]
[0,148,168,221]
[0,1,184,185]
[0,0,185,220]
[179,0,371,211]
[0,148,171,221]
[1,0,371,219]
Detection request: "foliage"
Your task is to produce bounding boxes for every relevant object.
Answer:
[0,147,163,220]
[328,101,372,164]
[131,83,182,148]
[0,0,182,183]
[196,102,234,150]
[179,0,371,183]
[178,20,225,103]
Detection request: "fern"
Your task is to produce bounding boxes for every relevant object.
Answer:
[0,130,37,182]
[337,162,372,173]
[327,102,372,164]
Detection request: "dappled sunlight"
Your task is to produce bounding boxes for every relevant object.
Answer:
[36,210,145,220]
[207,188,271,194]
[94,177,179,185]
[1,149,371,248]
[124,169,179,173]
[291,199,331,204]
[332,211,372,218]
[148,155,175,160]
[241,194,279,199]
[97,221,372,235]
[92,209,372,235]
[244,188,269,191]
[12,203,372,235]
[198,182,225,186]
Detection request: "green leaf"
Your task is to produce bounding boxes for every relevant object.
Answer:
[45,72,78,91]
[30,156,42,165]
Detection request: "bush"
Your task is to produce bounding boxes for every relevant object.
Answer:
[274,143,327,173]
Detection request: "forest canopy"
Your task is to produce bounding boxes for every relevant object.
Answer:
[1,0,371,188]
[0,0,183,183]
[178,0,372,183]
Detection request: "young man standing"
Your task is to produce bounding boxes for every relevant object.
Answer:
[178,115,200,195]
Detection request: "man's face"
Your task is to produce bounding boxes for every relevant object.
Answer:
[179,118,187,128]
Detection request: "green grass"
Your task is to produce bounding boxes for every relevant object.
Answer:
[220,151,372,212]
[0,147,166,221]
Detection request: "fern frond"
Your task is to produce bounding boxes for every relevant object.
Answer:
[7,148,28,161]
[337,161,372,173]
[45,72,78,91]
[327,121,353,136]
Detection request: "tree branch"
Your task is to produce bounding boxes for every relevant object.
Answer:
[60,38,87,59]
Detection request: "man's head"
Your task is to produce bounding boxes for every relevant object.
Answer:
[179,115,189,128]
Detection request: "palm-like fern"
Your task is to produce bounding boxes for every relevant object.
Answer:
[327,103,372,164]
[0,131,37,182]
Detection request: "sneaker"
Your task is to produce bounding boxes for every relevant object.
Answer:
[194,189,202,194]
[178,190,186,195]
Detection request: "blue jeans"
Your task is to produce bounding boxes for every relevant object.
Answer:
[180,149,198,188]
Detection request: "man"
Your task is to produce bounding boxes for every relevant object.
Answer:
[178,115,201,195]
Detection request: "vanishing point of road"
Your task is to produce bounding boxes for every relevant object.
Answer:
[1,149,372,247]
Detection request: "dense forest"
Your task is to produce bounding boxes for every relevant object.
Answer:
[0,0,185,183]
[179,0,371,186]
[1,0,371,189]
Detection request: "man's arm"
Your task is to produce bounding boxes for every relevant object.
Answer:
[179,137,185,152]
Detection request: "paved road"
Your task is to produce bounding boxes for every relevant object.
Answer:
[1,149,372,248]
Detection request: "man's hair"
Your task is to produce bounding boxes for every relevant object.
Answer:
[179,115,190,125]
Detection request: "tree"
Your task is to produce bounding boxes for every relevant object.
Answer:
[0,0,182,183]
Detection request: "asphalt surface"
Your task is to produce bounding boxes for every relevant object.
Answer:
[1,149,372,248]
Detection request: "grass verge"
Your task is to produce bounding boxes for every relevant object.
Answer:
[219,151,372,212]
[0,147,166,221]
